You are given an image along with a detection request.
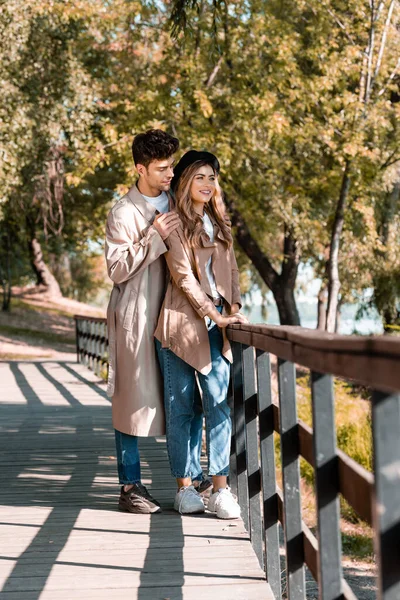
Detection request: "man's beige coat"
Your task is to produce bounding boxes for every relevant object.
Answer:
[105,185,169,437]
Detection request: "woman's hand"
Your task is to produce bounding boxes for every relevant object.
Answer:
[216,313,248,328]
[207,307,248,328]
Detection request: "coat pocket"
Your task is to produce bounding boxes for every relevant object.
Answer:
[122,289,138,331]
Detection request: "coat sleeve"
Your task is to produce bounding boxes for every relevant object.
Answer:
[165,230,215,319]
[230,246,242,308]
[105,209,167,284]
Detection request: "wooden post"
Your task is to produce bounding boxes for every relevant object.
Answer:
[372,390,400,600]
[243,344,263,568]
[75,318,80,364]
[257,349,282,599]
[311,372,343,599]
[232,341,249,531]
[228,366,238,496]
[278,358,305,600]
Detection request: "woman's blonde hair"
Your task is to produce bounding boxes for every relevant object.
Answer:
[175,160,232,248]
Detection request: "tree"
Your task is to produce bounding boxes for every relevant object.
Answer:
[165,0,400,328]
[0,0,109,302]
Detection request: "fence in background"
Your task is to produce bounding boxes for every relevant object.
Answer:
[74,315,108,378]
[74,315,400,600]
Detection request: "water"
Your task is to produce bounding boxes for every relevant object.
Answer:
[243,300,384,336]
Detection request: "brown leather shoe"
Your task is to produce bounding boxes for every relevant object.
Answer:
[118,483,162,514]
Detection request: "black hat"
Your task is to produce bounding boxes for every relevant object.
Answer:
[171,150,220,192]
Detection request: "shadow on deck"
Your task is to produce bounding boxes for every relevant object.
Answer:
[0,360,271,600]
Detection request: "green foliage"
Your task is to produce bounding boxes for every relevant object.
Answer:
[1,0,400,319]
[0,0,119,299]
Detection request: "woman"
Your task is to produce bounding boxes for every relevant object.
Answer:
[154,150,247,518]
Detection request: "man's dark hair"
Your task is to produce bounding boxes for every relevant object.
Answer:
[132,129,179,167]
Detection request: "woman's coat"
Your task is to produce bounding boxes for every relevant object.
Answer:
[154,216,242,374]
[105,185,169,437]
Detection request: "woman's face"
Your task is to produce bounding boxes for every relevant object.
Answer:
[190,164,216,213]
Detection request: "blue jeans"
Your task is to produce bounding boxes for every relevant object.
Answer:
[156,317,231,478]
[115,394,204,485]
[115,429,141,485]
[191,387,204,482]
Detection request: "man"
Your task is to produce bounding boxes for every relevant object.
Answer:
[105,129,182,513]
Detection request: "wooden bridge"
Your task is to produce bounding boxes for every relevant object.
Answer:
[0,359,271,599]
[2,317,400,600]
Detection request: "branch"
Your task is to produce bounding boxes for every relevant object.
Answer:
[374,0,386,23]
[364,4,377,104]
[324,6,357,46]
[326,160,351,332]
[380,155,400,170]
[377,56,400,96]
[205,55,223,88]
[224,196,280,292]
[372,0,395,84]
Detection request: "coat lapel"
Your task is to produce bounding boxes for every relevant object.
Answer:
[127,185,175,221]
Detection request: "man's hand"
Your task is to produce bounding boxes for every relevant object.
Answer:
[153,212,181,241]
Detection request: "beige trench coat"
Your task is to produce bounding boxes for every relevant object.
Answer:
[105,185,170,437]
[154,217,242,374]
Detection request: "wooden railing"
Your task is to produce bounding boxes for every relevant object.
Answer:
[74,315,400,600]
[74,315,108,378]
[228,323,400,600]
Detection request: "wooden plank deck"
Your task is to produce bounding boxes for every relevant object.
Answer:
[0,359,273,600]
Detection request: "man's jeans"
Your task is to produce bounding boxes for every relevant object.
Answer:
[115,429,141,485]
[155,315,231,478]
[114,390,204,485]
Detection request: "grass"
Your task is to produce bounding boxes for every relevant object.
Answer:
[0,324,75,346]
[10,297,75,318]
[341,530,374,561]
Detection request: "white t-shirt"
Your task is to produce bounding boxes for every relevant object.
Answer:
[142,191,169,214]
[202,212,221,299]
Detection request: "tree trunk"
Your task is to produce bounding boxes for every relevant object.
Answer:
[317,284,327,330]
[335,299,343,333]
[274,286,301,326]
[0,231,12,311]
[28,236,62,298]
[326,161,351,332]
[375,180,400,331]
[226,198,301,325]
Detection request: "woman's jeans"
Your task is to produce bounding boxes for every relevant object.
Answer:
[155,315,231,478]
[114,386,204,485]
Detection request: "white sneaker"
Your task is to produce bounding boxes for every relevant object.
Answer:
[208,487,241,519]
[174,485,205,514]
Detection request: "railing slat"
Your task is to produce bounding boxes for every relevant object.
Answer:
[243,345,263,568]
[372,390,400,600]
[232,341,249,531]
[228,367,237,496]
[278,358,305,600]
[256,349,282,599]
[311,372,343,599]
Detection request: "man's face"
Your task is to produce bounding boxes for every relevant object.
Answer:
[137,157,175,193]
